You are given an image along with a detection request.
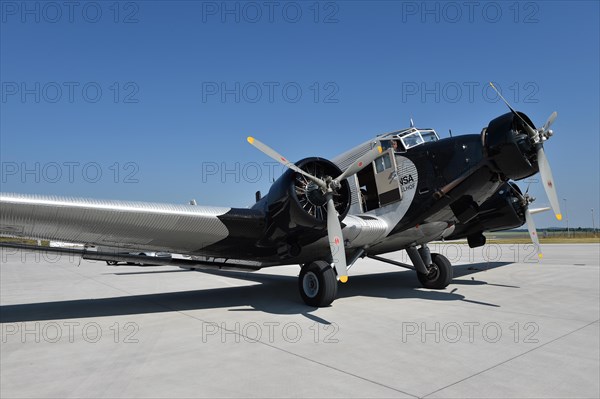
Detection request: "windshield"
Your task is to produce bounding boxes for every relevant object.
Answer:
[380,128,439,151]
[421,130,438,143]
[401,131,425,149]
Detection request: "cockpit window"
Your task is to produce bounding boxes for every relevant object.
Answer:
[381,140,400,152]
[421,131,438,142]
[401,131,425,149]
[379,128,439,152]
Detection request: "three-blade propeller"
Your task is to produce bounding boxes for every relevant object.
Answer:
[508,184,552,259]
[489,83,562,221]
[247,136,382,282]
[525,206,551,259]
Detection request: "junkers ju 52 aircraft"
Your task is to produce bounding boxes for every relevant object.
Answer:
[0,85,561,307]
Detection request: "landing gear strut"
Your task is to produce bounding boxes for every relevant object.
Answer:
[416,253,453,289]
[367,245,453,290]
[399,245,453,289]
[298,261,338,307]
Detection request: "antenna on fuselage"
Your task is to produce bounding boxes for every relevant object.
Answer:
[410,118,415,128]
[449,129,453,138]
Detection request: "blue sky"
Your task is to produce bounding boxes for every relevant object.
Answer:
[1,0,599,228]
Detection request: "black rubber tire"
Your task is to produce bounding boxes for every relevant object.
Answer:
[298,261,338,307]
[417,253,453,289]
[106,260,118,266]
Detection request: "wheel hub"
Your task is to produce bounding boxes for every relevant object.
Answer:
[302,271,320,298]
[426,265,439,280]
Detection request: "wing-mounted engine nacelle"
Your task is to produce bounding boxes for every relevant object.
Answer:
[446,182,526,246]
[252,157,351,251]
[484,111,539,180]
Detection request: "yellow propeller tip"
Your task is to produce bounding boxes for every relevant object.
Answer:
[377,146,383,153]
[339,275,348,283]
[247,137,255,144]
[556,214,563,221]
[538,254,543,259]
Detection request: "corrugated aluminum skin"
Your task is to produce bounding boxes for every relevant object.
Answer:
[0,193,230,253]
[333,140,374,214]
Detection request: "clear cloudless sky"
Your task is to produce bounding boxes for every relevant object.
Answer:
[1,0,598,228]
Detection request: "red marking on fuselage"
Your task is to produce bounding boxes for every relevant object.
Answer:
[334,237,340,245]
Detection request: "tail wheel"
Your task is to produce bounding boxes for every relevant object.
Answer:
[417,253,453,289]
[137,253,147,266]
[299,261,338,307]
[106,260,118,266]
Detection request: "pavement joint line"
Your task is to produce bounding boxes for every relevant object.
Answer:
[421,318,600,398]
[52,262,421,398]
[169,308,420,399]
[426,295,599,325]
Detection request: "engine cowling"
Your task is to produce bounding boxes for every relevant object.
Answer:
[484,111,539,180]
[445,182,526,245]
[252,157,351,251]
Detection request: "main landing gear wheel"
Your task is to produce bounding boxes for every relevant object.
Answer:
[417,253,453,289]
[299,261,338,307]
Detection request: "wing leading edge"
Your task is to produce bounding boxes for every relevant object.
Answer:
[0,192,256,254]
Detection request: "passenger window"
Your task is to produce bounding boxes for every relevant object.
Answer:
[375,153,392,173]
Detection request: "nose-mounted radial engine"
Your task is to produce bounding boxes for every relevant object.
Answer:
[247,137,382,283]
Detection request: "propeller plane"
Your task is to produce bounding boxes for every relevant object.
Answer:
[0,85,561,306]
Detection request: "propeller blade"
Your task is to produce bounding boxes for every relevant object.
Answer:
[488,82,537,137]
[247,137,327,189]
[537,147,562,220]
[529,207,551,215]
[326,194,348,283]
[334,145,383,184]
[542,111,557,132]
[525,208,543,259]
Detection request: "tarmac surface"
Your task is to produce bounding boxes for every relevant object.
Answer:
[1,243,599,398]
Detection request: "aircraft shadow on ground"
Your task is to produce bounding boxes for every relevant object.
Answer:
[0,262,512,323]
